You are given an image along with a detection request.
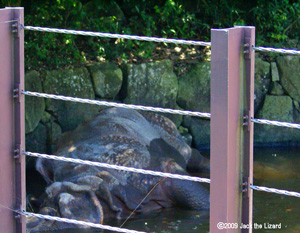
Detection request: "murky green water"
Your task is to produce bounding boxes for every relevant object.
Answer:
[27,147,300,233]
[252,147,300,233]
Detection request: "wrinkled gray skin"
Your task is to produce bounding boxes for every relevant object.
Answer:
[27,108,209,232]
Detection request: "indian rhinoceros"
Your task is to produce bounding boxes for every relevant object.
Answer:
[27,107,209,231]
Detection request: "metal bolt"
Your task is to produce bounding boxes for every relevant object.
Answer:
[13,88,19,98]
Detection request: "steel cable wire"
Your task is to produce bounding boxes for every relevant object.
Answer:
[23,26,211,47]
[21,91,211,118]
[253,46,300,55]
[23,151,211,184]
[250,185,300,198]
[22,211,146,233]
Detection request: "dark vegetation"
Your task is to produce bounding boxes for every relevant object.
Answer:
[1,0,300,70]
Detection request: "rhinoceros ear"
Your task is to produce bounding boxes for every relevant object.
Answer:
[36,158,54,184]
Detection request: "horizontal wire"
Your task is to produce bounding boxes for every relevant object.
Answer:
[24,26,300,54]
[23,25,211,47]
[253,46,300,55]
[250,185,300,198]
[23,151,211,184]
[21,91,211,119]
[22,91,300,129]
[22,211,146,233]
[251,118,300,129]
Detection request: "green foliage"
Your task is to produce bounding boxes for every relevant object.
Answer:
[23,0,213,70]
[249,0,300,47]
[1,0,299,70]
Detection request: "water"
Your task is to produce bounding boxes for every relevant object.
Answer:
[252,147,300,233]
[27,147,300,233]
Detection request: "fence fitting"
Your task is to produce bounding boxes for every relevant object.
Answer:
[210,26,255,233]
[0,7,26,232]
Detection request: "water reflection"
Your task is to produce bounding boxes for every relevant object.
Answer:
[253,147,300,233]
[103,209,209,233]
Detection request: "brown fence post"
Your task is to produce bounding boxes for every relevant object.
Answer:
[238,26,255,233]
[0,7,25,232]
[210,26,255,233]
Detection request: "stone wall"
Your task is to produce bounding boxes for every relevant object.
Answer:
[25,55,300,157]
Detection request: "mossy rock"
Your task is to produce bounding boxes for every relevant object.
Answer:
[25,71,45,134]
[177,61,211,113]
[87,62,123,99]
[254,95,300,144]
[26,123,47,155]
[123,59,181,126]
[43,67,102,132]
[254,58,271,113]
[277,56,300,102]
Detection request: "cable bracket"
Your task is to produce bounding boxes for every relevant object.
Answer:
[244,37,253,59]
[13,83,22,102]
[242,177,250,198]
[243,110,251,131]
[12,19,20,38]
[14,144,22,163]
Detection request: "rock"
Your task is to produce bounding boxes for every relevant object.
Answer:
[41,111,52,124]
[257,95,293,122]
[41,112,63,153]
[271,62,280,82]
[25,123,48,169]
[254,58,271,113]
[43,67,102,132]
[178,126,192,146]
[46,121,62,153]
[177,62,211,113]
[182,115,210,148]
[178,126,189,134]
[254,95,300,144]
[292,101,300,127]
[25,71,45,134]
[87,62,123,99]
[189,118,210,149]
[269,82,284,95]
[277,56,300,102]
[123,59,182,126]
[176,62,211,148]
[26,123,47,155]
[181,133,193,147]
[182,115,192,128]
[293,100,300,113]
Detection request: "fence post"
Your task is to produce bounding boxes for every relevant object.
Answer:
[210,26,255,233]
[239,26,255,233]
[0,7,25,232]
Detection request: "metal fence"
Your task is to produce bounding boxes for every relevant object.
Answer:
[1,6,300,233]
